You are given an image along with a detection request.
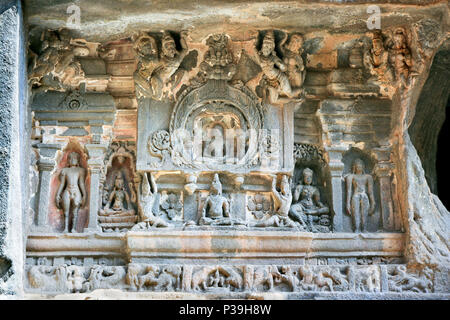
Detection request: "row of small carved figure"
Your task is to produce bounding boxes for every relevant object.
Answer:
[133,28,416,101]
[56,152,374,233]
[29,27,415,102]
[127,30,306,104]
[27,264,434,294]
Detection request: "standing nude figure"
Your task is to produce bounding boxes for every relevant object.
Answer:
[345,159,375,232]
[55,152,86,233]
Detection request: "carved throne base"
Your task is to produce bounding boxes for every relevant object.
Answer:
[98,215,138,232]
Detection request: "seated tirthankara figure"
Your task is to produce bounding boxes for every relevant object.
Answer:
[289,168,330,232]
[99,175,135,221]
[200,174,245,226]
[252,175,297,228]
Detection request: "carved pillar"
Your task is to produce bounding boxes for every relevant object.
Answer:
[282,102,295,172]
[85,144,108,232]
[34,143,60,231]
[372,147,397,231]
[325,146,348,232]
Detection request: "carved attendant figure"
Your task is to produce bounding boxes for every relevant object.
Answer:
[29,29,88,91]
[289,168,329,231]
[138,172,168,228]
[254,175,296,228]
[345,159,375,233]
[386,28,413,87]
[199,33,236,81]
[56,152,86,233]
[280,33,306,91]
[133,34,159,98]
[256,31,302,104]
[364,31,394,83]
[151,31,189,100]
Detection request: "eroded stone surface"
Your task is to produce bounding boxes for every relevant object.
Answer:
[1,0,450,299]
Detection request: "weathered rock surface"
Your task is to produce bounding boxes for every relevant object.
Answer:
[0,0,449,300]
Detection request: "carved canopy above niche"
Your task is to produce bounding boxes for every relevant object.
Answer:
[138,79,290,174]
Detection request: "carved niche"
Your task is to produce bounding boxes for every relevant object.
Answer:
[99,142,138,232]
[342,148,380,233]
[291,143,331,232]
[50,143,89,233]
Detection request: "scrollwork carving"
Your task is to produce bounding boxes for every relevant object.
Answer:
[293,143,325,164]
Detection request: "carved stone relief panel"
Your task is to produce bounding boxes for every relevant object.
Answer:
[246,192,272,223]
[28,28,111,93]
[26,263,437,295]
[99,142,138,232]
[255,30,305,104]
[22,17,444,300]
[133,30,192,101]
[290,167,331,232]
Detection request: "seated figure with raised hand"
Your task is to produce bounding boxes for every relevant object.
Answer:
[200,174,244,226]
[289,168,329,232]
[253,175,297,228]
[132,172,169,230]
[99,174,135,218]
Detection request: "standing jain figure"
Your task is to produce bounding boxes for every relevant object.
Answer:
[345,158,375,232]
[56,152,86,233]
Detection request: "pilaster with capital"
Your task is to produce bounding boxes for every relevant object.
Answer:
[325,145,348,232]
[85,144,108,232]
[34,143,61,232]
[372,147,399,231]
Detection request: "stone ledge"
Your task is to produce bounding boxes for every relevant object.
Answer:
[127,230,404,263]
[23,289,450,300]
[26,231,404,264]
[26,233,125,257]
